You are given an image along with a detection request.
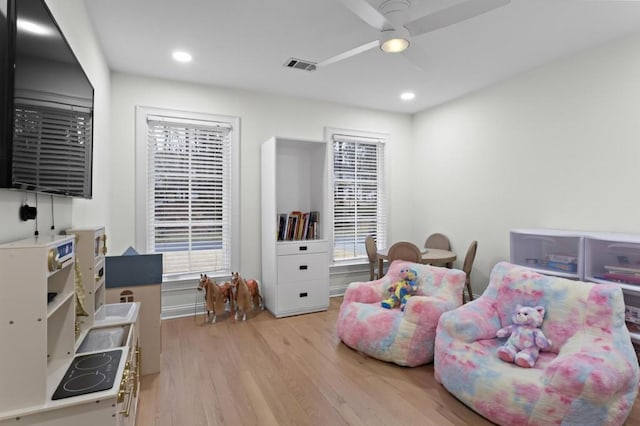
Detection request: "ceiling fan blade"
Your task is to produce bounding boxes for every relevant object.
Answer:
[405,0,511,37]
[338,0,391,30]
[401,44,430,73]
[316,40,379,68]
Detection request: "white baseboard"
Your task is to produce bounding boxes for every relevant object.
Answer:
[161,303,204,320]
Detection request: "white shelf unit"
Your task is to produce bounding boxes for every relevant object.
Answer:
[510,229,584,280]
[584,233,640,344]
[0,235,76,414]
[261,136,330,317]
[0,234,141,426]
[66,226,107,335]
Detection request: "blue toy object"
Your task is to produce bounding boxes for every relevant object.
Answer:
[381,267,418,311]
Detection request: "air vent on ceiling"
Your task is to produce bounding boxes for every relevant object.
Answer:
[284,58,317,72]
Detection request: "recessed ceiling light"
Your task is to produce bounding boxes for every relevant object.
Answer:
[17,19,52,36]
[400,92,415,101]
[172,51,192,63]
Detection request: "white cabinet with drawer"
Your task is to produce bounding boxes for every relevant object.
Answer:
[275,241,329,316]
[261,137,330,317]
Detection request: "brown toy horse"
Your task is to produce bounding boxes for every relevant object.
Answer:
[198,274,232,323]
[231,272,263,321]
[218,281,235,317]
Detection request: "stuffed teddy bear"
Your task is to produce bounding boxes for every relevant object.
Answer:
[496,304,552,368]
[381,267,418,311]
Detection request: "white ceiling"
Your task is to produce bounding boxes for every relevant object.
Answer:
[83,0,640,114]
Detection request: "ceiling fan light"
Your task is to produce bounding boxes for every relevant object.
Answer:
[381,38,409,53]
[380,27,410,53]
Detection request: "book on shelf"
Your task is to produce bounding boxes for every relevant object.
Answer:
[601,272,640,285]
[604,265,640,276]
[541,260,577,273]
[277,210,319,240]
[277,213,287,240]
[543,254,577,264]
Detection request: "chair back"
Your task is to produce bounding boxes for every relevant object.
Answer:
[462,240,478,302]
[485,262,626,350]
[365,235,377,262]
[387,241,422,264]
[365,235,378,280]
[424,233,451,250]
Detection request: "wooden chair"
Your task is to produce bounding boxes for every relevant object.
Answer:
[462,240,478,303]
[425,233,452,267]
[365,235,379,280]
[387,241,422,264]
[424,233,451,250]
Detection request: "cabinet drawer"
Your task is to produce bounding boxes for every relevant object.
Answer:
[277,279,328,314]
[277,240,328,256]
[277,253,328,283]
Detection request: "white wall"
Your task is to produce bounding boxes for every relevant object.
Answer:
[109,73,413,316]
[413,32,640,294]
[0,0,110,245]
[46,0,112,231]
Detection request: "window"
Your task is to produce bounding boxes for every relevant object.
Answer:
[12,91,93,197]
[327,128,387,263]
[136,107,239,280]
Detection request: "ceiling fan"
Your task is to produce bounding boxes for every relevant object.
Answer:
[313,0,512,70]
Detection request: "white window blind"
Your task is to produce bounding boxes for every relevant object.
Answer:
[331,133,386,262]
[12,102,92,196]
[145,114,233,278]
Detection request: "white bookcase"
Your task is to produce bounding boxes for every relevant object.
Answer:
[510,228,583,280]
[261,136,330,317]
[0,233,141,425]
[66,226,107,334]
[0,235,76,414]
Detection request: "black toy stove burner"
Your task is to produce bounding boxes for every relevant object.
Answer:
[52,349,122,400]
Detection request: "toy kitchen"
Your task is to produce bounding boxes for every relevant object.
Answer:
[0,230,141,426]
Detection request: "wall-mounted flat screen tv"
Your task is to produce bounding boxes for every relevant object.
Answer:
[0,0,94,198]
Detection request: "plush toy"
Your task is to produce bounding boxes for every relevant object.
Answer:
[381,268,418,311]
[496,304,552,368]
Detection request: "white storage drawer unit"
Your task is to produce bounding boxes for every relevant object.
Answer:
[584,233,640,290]
[512,229,640,345]
[510,229,583,279]
[583,233,640,344]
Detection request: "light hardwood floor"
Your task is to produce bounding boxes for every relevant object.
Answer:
[136,297,640,426]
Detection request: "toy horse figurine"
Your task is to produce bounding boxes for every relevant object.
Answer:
[198,274,225,323]
[230,272,264,320]
[218,281,235,317]
[231,272,252,321]
[245,278,264,311]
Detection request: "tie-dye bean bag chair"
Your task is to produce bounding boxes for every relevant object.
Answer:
[435,261,639,425]
[337,260,465,367]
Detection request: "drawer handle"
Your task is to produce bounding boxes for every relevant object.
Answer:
[299,246,308,251]
[299,265,308,270]
[299,292,308,298]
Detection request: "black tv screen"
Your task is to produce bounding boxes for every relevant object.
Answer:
[0,0,94,198]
